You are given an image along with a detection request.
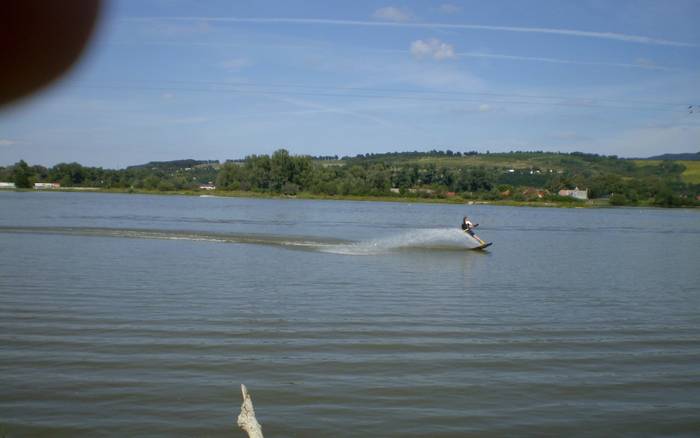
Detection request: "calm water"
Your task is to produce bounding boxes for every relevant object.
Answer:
[1,192,699,437]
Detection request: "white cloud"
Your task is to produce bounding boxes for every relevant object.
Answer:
[410,38,455,60]
[0,139,18,146]
[371,6,412,22]
[223,57,251,71]
[439,3,462,14]
[478,104,491,112]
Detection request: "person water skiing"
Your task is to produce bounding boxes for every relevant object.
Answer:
[461,216,478,236]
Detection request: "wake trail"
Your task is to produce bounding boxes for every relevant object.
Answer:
[0,226,482,255]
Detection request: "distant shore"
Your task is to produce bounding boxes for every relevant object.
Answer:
[4,152,697,208]
[0,186,644,208]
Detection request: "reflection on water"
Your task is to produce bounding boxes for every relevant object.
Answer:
[0,192,699,437]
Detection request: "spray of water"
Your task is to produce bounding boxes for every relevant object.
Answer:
[321,228,482,255]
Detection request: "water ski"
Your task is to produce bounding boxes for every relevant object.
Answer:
[471,242,493,250]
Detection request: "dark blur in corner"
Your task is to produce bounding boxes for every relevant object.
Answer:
[0,0,102,108]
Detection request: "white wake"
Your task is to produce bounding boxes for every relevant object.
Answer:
[321,228,483,255]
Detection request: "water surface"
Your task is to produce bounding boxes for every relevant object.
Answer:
[1,192,699,437]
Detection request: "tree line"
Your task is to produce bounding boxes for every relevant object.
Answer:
[1,150,698,207]
[214,150,698,206]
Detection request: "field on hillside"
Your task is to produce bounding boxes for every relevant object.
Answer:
[338,152,613,171]
[410,155,558,169]
[336,154,700,184]
[634,160,700,184]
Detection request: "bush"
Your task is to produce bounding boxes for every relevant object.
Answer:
[609,193,629,206]
[653,189,690,207]
[157,180,175,191]
[281,182,299,195]
[479,190,501,201]
[143,176,160,190]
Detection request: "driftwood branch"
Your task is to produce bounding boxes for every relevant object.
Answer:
[237,384,263,438]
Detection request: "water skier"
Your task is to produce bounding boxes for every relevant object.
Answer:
[461,216,478,236]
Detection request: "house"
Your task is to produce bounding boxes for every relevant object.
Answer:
[0,182,16,189]
[34,182,60,189]
[389,188,400,194]
[558,187,588,200]
[408,188,435,195]
[199,184,216,190]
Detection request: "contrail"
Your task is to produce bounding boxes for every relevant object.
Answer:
[455,52,678,71]
[125,16,698,47]
[109,41,679,71]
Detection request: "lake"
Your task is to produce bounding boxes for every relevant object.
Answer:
[1,191,699,437]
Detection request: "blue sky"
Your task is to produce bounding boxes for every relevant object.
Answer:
[1,0,699,167]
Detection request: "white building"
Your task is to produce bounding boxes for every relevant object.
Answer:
[34,182,61,189]
[558,187,588,200]
[0,182,16,189]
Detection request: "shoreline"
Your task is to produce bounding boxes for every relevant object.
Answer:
[0,187,667,208]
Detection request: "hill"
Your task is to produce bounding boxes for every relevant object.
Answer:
[642,152,700,161]
[127,159,219,171]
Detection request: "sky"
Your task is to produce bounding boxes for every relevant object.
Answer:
[1,0,699,168]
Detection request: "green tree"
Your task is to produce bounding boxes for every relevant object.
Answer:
[653,187,683,207]
[216,162,243,190]
[270,149,293,191]
[244,155,271,190]
[13,160,32,188]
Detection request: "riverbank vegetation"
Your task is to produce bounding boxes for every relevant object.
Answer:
[1,150,698,207]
